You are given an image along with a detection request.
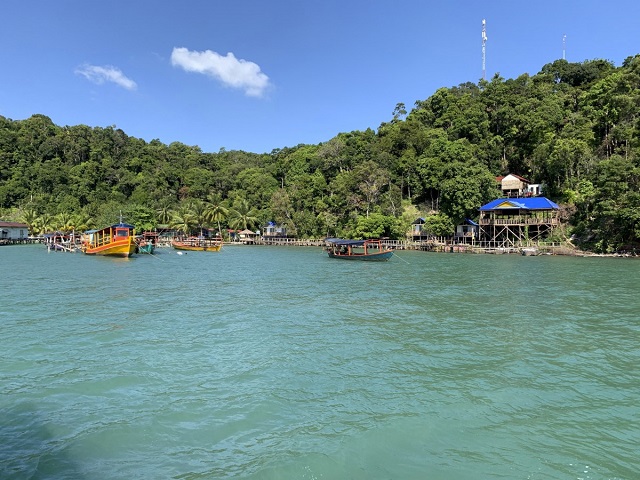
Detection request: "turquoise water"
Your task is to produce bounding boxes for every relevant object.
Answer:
[1,245,638,479]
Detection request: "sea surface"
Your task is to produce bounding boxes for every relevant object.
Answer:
[1,244,638,479]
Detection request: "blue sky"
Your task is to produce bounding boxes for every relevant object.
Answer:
[1,1,638,154]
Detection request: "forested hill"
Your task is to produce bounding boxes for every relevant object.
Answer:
[1,56,639,252]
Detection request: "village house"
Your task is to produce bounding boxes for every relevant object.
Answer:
[238,229,259,244]
[477,197,560,248]
[0,221,30,243]
[496,174,543,198]
[454,218,479,244]
[410,218,430,242]
[262,221,287,239]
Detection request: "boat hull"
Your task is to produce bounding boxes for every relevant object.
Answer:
[172,238,222,252]
[83,240,136,257]
[137,243,155,254]
[327,251,393,261]
[325,238,393,261]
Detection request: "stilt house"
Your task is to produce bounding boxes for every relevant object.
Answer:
[262,221,287,238]
[0,221,29,240]
[478,198,559,248]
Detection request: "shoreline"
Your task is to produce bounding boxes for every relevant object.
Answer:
[3,238,638,258]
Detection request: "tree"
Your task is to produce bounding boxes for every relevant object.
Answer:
[424,213,455,236]
[169,203,195,235]
[189,199,210,236]
[155,198,174,225]
[55,211,75,233]
[228,198,259,231]
[206,194,229,238]
[352,160,389,217]
[352,213,399,239]
[20,207,39,235]
[34,212,55,234]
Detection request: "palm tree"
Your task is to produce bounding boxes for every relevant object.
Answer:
[72,211,93,232]
[169,203,195,236]
[34,213,55,235]
[20,207,39,236]
[228,198,259,231]
[189,199,210,236]
[206,194,228,239]
[56,212,74,233]
[156,198,173,226]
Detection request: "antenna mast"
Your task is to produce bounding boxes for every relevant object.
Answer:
[482,19,487,80]
[562,34,566,60]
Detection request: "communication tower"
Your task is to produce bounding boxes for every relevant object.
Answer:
[482,19,488,80]
[563,34,566,60]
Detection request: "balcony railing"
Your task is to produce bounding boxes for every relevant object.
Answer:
[479,217,559,226]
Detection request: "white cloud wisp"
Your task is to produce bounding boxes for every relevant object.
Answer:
[75,64,138,91]
[171,47,270,97]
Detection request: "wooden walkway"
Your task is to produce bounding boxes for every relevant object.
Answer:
[253,237,570,255]
[1,234,570,256]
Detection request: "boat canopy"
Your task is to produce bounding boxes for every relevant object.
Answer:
[325,238,369,246]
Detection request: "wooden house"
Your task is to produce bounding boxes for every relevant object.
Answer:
[410,218,430,241]
[478,197,559,248]
[526,183,543,196]
[454,219,478,244]
[497,174,530,198]
[238,229,259,244]
[0,221,29,242]
[262,221,287,238]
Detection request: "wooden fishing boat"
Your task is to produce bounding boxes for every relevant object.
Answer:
[325,238,393,261]
[81,222,136,257]
[136,232,159,254]
[172,236,223,252]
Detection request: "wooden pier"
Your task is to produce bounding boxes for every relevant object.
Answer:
[251,237,569,255]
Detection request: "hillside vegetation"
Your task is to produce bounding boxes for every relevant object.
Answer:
[1,56,639,252]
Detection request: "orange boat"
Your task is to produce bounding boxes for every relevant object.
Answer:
[172,236,223,252]
[81,222,136,257]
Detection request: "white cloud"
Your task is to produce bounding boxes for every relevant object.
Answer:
[75,64,137,91]
[171,47,270,98]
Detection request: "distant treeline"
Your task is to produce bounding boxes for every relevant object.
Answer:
[1,56,639,252]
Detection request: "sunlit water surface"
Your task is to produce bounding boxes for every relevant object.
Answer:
[1,245,638,479]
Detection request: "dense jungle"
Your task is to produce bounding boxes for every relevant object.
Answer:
[1,56,639,253]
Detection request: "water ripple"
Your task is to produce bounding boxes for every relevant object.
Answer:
[1,246,638,478]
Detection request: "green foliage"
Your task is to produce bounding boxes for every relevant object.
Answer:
[1,55,639,251]
[352,213,400,239]
[423,213,455,237]
[228,198,259,231]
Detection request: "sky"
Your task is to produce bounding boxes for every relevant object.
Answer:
[1,1,639,154]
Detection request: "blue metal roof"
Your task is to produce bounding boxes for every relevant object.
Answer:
[325,238,367,246]
[480,197,559,211]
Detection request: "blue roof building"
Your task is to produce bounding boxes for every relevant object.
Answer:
[480,197,559,211]
[478,197,560,248]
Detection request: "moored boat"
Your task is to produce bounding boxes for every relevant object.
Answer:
[81,222,136,257]
[172,236,223,252]
[136,232,159,254]
[325,238,393,261]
